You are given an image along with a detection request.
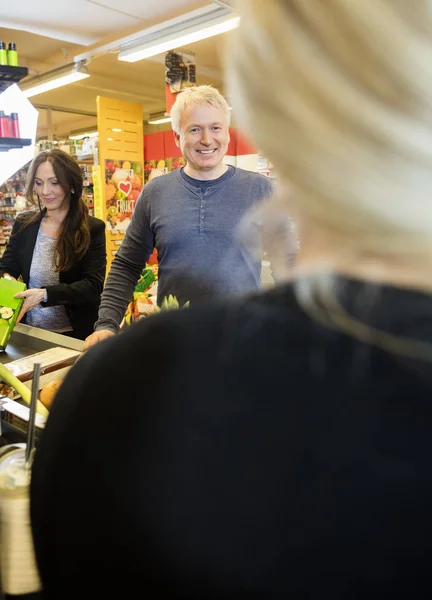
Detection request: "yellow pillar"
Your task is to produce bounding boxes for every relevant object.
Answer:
[95,96,144,273]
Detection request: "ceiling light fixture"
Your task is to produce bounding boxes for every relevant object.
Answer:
[118,5,239,63]
[147,111,172,125]
[20,61,90,98]
[148,117,172,125]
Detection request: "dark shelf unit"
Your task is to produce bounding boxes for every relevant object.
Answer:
[0,137,32,152]
[0,65,29,92]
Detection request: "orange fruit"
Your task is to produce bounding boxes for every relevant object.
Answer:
[40,380,63,410]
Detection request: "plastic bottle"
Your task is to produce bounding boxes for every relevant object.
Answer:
[0,112,10,138]
[0,42,7,66]
[9,113,20,138]
[7,43,18,67]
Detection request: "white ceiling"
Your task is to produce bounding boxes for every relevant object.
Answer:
[0,0,231,138]
[0,0,213,44]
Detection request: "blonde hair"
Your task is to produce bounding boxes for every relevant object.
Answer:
[228,0,432,263]
[227,0,432,357]
[170,85,231,134]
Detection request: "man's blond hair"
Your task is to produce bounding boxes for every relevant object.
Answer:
[170,85,231,134]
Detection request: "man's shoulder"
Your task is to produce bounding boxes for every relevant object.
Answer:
[232,167,273,191]
[232,167,270,181]
[144,170,181,193]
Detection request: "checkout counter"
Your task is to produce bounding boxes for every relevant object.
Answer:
[0,323,83,445]
[0,324,83,598]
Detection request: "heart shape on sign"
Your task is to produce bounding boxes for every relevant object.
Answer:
[119,181,132,197]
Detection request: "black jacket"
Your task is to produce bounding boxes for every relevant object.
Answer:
[30,278,432,598]
[0,212,106,340]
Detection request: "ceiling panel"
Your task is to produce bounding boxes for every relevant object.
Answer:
[94,0,203,20]
[36,111,97,137]
[0,0,214,45]
[0,0,142,45]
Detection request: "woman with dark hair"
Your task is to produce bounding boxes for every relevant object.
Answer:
[0,149,106,340]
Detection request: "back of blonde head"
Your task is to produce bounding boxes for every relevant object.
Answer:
[228,0,432,359]
[228,0,432,269]
[170,85,231,134]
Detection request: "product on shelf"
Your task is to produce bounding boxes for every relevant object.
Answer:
[9,113,20,137]
[0,111,21,139]
[0,41,19,67]
[122,263,189,327]
[0,43,6,67]
[0,163,31,256]
[124,266,158,325]
[78,160,95,215]
[0,111,10,137]
[6,43,18,67]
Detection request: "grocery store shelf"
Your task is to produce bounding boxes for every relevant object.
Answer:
[0,65,29,92]
[0,137,32,152]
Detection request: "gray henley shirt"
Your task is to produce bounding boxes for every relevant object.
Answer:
[95,166,273,333]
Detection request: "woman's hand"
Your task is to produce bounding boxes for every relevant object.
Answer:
[14,289,45,324]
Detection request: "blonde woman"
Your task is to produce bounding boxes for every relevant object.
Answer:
[30,1,432,597]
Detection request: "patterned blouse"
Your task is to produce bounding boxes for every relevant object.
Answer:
[25,226,72,333]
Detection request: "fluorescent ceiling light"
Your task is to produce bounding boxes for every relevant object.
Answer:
[148,117,172,125]
[20,61,90,98]
[118,5,239,63]
[147,112,172,125]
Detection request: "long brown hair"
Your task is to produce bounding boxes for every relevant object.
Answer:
[24,149,91,271]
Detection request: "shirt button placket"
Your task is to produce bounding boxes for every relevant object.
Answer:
[199,191,205,234]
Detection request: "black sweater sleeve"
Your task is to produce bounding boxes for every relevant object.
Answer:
[0,218,23,279]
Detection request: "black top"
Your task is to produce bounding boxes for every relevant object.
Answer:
[0,213,106,339]
[30,278,432,598]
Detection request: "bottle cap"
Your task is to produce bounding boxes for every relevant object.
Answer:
[10,113,18,119]
[8,43,16,50]
[0,42,5,49]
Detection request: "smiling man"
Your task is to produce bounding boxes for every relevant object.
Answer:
[85,86,275,349]
[176,98,230,180]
